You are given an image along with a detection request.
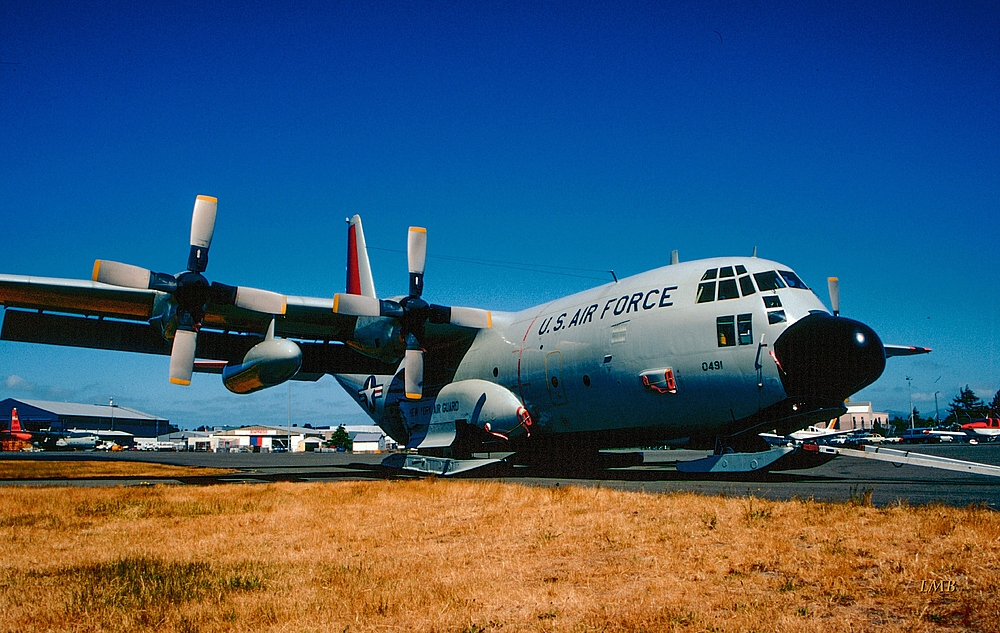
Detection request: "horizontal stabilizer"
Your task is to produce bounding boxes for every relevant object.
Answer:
[884,344,932,357]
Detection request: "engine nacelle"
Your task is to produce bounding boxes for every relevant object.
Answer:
[412,379,532,449]
[346,317,404,363]
[222,338,302,394]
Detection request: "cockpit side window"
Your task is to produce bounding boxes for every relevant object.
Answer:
[753,271,786,291]
[779,270,809,290]
[701,269,718,281]
[737,313,753,345]
[717,316,735,347]
[697,281,716,303]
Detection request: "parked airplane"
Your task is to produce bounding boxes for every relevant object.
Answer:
[901,427,972,444]
[1,408,32,442]
[0,196,933,471]
[1,408,99,450]
[760,418,857,446]
[960,418,1000,440]
[54,431,100,450]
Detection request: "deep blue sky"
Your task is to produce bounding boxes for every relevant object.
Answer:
[1,1,997,428]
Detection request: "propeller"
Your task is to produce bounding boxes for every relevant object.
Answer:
[332,226,492,399]
[93,195,287,385]
[827,277,840,317]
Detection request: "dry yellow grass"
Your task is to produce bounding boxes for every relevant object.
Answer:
[0,479,997,633]
[0,460,237,480]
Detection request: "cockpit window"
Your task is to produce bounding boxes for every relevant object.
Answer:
[696,281,716,303]
[718,279,739,300]
[719,266,735,278]
[717,316,735,347]
[753,271,786,291]
[779,270,809,290]
[701,269,718,281]
[738,275,756,296]
[735,265,747,275]
[737,313,753,345]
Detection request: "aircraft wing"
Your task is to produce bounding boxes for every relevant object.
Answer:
[0,274,441,376]
[884,344,932,357]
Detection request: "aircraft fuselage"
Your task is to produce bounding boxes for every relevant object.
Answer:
[338,256,887,452]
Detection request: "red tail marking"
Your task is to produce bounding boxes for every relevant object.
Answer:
[346,223,362,295]
[10,408,22,433]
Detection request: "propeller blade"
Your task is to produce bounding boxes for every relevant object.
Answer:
[234,287,287,314]
[429,305,492,328]
[404,347,424,400]
[407,226,427,297]
[333,293,382,317]
[828,277,840,317]
[448,306,492,329]
[187,195,218,273]
[169,329,198,385]
[92,260,152,289]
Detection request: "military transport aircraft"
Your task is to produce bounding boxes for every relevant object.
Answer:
[0,195,940,473]
[1,407,99,450]
[1,408,32,443]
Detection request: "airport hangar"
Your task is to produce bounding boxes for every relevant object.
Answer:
[0,398,176,444]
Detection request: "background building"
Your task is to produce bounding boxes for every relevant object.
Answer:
[836,402,888,432]
[0,398,174,438]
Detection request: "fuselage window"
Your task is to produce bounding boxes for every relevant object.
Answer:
[739,275,756,296]
[767,310,787,324]
[697,281,716,303]
[763,295,781,308]
[779,270,809,290]
[753,271,786,291]
[701,269,718,281]
[717,315,736,347]
[735,265,747,275]
[718,279,739,300]
[719,266,735,278]
[737,313,753,345]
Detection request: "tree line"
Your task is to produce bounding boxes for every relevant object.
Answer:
[887,386,1000,434]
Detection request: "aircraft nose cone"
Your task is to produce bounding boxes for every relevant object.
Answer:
[772,313,886,402]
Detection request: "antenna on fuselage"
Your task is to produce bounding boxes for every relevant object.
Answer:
[752,246,758,258]
[670,250,679,265]
[609,270,618,283]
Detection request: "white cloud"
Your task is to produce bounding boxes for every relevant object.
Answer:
[4,374,33,391]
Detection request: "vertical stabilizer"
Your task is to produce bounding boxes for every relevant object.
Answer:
[10,408,21,433]
[346,215,377,298]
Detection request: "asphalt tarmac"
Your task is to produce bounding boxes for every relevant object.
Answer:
[2,443,999,509]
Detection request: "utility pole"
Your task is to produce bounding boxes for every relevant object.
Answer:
[906,377,914,429]
[933,376,941,426]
